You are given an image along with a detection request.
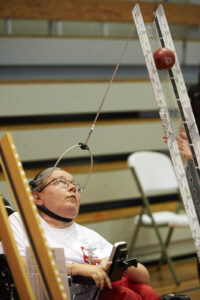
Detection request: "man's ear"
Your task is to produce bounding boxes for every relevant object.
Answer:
[32,192,43,206]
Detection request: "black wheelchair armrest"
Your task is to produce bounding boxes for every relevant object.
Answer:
[71,275,95,285]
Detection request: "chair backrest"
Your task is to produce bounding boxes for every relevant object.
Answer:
[127,151,179,195]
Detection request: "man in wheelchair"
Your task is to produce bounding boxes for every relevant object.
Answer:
[0,167,168,299]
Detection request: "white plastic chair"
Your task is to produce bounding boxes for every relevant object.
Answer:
[127,151,189,285]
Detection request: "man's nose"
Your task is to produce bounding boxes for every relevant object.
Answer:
[68,182,76,192]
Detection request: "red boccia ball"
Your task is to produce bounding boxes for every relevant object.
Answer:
[153,47,175,70]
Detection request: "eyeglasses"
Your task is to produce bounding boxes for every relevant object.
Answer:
[39,177,82,193]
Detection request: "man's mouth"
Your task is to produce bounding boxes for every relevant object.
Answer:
[66,195,76,201]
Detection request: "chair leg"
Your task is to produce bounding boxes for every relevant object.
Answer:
[153,224,180,285]
[158,227,174,270]
[128,208,144,255]
[142,198,180,285]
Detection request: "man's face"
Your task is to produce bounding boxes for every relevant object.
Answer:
[34,170,81,220]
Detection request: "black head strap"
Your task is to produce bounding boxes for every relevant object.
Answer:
[37,205,73,223]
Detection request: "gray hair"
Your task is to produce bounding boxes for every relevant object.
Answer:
[29,167,61,192]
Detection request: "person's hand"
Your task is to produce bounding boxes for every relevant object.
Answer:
[162,133,192,159]
[71,262,112,290]
[176,132,192,159]
[162,135,167,144]
[92,256,109,267]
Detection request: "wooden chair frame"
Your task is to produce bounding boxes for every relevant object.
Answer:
[0,133,70,300]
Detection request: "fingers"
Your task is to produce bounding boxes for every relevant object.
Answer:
[102,261,112,272]
[163,133,188,144]
[100,263,112,289]
[176,136,187,149]
[92,257,101,265]
[176,135,193,159]
[78,262,112,290]
[180,131,187,139]
[162,135,167,143]
[92,272,104,289]
[92,256,110,266]
[104,271,112,289]
[163,132,193,159]
[90,265,112,290]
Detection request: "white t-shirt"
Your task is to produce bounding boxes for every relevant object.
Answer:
[0,212,113,264]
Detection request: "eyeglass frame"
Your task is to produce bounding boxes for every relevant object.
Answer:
[37,177,82,193]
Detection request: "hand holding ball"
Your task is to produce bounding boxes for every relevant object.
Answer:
[153,47,175,70]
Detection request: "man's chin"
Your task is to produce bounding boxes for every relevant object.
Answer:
[61,208,79,219]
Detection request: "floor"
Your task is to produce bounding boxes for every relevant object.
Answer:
[148,258,200,299]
